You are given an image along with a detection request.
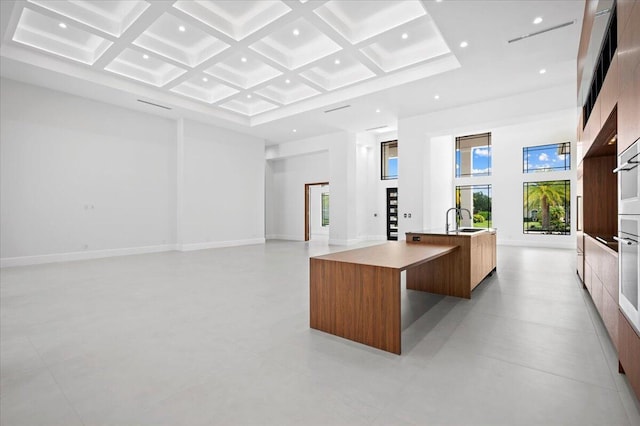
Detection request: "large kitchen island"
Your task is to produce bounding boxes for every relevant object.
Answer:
[405,228,497,299]
[309,230,496,354]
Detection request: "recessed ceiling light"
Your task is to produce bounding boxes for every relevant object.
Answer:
[401,33,408,40]
[293,28,300,36]
[434,94,440,100]
[246,94,252,99]
[142,54,149,59]
[202,77,208,82]
[334,58,341,65]
[178,25,186,32]
[376,108,381,113]
[533,17,543,24]
[241,57,247,63]
[285,79,291,84]
[293,129,297,133]
[539,68,547,74]
[460,41,468,48]
[58,22,67,29]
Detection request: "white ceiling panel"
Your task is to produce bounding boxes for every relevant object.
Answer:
[256,79,321,105]
[360,16,451,72]
[314,0,426,44]
[105,48,187,86]
[249,18,342,70]
[133,13,229,67]
[1,0,585,142]
[170,76,238,103]
[300,55,376,90]
[12,8,112,65]
[173,0,291,41]
[204,52,282,89]
[27,0,149,37]
[220,96,278,116]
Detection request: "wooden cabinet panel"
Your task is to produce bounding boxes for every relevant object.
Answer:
[617,61,639,154]
[490,232,497,270]
[592,272,604,315]
[619,310,640,401]
[601,249,619,302]
[585,259,593,294]
[600,54,619,124]
[577,251,584,282]
[407,231,496,297]
[602,289,619,349]
[583,156,618,236]
[584,234,619,349]
[618,0,637,43]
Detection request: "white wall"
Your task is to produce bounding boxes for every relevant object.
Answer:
[265,131,386,244]
[0,78,266,266]
[370,131,399,240]
[400,83,577,248]
[425,135,455,231]
[178,119,265,250]
[266,150,329,241]
[0,78,176,264]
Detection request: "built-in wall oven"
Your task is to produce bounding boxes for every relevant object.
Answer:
[615,138,640,333]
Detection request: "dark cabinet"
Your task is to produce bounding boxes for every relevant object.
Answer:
[386,188,398,241]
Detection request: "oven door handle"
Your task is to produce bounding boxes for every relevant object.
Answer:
[614,236,638,245]
[613,162,638,173]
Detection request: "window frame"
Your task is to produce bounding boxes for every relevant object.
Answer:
[455,184,493,229]
[522,142,571,173]
[455,132,492,178]
[381,140,398,180]
[523,180,571,235]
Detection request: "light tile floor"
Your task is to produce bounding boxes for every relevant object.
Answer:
[1,241,640,425]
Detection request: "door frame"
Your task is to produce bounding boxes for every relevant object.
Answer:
[305,182,329,241]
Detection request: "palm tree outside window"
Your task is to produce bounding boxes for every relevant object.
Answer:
[523,180,570,234]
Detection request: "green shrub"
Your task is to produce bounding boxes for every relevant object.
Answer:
[473,214,484,223]
[478,211,490,220]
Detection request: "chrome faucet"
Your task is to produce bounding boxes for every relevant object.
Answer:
[446,208,472,233]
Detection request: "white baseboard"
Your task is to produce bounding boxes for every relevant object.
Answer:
[328,238,362,246]
[1,244,174,268]
[1,238,268,267]
[178,238,265,251]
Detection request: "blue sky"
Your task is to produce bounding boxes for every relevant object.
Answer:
[524,144,570,172]
[388,157,398,178]
[455,146,491,176]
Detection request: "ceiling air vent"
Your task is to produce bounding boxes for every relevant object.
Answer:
[508,20,576,44]
[324,104,351,113]
[137,99,172,110]
[365,125,389,131]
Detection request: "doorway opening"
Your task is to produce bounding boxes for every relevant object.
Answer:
[305,182,330,241]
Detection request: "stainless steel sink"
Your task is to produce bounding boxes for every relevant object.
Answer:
[457,228,486,233]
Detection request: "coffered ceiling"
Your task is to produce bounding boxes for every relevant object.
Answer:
[0,1,586,143]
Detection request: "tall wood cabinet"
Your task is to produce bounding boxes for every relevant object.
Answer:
[577,0,640,404]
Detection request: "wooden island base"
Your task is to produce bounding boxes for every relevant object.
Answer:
[310,242,457,354]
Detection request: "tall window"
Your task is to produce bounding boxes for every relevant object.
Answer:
[523,180,570,234]
[321,193,329,226]
[381,140,398,180]
[523,142,571,173]
[455,184,492,228]
[455,132,491,177]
